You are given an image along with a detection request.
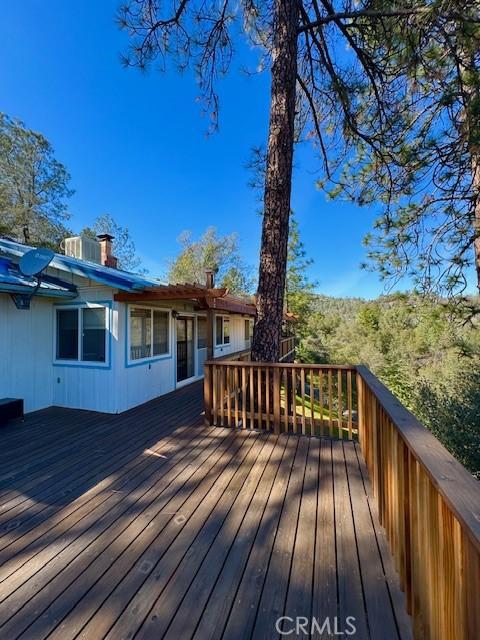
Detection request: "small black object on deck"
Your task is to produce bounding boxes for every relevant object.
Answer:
[0,398,24,425]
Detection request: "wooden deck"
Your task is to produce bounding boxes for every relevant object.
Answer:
[0,382,412,640]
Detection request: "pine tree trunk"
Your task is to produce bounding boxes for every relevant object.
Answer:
[459,48,480,292]
[251,0,299,362]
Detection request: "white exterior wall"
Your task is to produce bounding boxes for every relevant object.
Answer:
[52,284,118,413]
[213,314,250,359]
[114,300,176,413]
[1,279,254,415]
[0,294,54,412]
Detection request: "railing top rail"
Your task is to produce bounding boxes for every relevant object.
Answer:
[204,360,356,370]
[357,364,480,551]
[214,349,251,361]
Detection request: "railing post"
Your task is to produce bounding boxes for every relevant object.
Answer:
[204,363,213,426]
[356,370,365,446]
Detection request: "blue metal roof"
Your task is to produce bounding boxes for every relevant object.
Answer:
[0,238,163,292]
[0,257,77,298]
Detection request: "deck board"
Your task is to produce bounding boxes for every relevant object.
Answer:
[0,382,412,639]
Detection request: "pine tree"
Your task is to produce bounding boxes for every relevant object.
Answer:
[286,213,316,338]
[118,1,478,359]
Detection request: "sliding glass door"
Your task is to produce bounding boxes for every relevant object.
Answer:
[176,316,195,383]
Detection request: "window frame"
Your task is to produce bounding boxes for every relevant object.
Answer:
[53,302,111,369]
[197,315,207,350]
[215,314,231,347]
[244,318,252,341]
[127,304,172,366]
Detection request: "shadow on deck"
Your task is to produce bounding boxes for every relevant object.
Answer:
[0,381,411,639]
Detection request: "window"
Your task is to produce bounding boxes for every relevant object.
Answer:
[56,306,107,363]
[56,309,79,360]
[129,307,170,361]
[215,316,230,346]
[153,310,169,355]
[244,319,250,341]
[197,317,207,349]
[82,308,106,361]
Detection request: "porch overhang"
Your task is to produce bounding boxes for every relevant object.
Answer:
[114,283,258,317]
[114,284,227,303]
[204,296,256,316]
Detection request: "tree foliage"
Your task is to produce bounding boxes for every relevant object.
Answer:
[118,0,479,358]
[167,226,254,294]
[301,292,480,476]
[81,213,146,273]
[323,4,480,296]
[0,113,73,249]
[286,213,316,337]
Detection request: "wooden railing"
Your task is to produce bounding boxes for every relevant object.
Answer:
[356,365,480,640]
[213,337,295,364]
[204,360,480,639]
[204,362,357,439]
[214,348,252,362]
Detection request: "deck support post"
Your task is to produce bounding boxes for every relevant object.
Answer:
[204,363,213,425]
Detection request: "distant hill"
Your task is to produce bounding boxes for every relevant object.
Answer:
[310,294,366,316]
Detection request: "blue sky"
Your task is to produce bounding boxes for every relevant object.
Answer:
[1,1,409,298]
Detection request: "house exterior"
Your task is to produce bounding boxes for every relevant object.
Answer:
[0,236,293,415]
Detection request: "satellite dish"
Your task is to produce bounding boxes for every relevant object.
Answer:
[19,248,54,277]
[11,248,55,310]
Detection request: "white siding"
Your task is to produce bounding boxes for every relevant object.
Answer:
[51,286,118,413]
[0,294,54,412]
[213,314,250,359]
[114,301,176,413]
[0,283,254,415]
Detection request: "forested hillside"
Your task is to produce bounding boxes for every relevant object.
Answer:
[299,293,480,478]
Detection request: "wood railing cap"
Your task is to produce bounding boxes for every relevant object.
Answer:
[204,360,355,369]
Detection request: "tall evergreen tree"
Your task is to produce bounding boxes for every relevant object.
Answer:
[0,113,73,249]
[286,213,316,337]
[118,1,478,359]
[326,5,480,297]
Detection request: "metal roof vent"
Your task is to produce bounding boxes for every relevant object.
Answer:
[64,236,101,264]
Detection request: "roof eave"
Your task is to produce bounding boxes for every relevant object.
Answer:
[0,284,78,298]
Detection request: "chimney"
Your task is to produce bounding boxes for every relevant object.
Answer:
[97,234,118,268]
[205,269,215,289]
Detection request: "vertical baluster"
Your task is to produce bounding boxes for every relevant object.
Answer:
[347,369,353,440]
[337,369,343,440]
[226,365,231,427]
[273,366,281,434]
[318,370,324,436]
[309,368,315,435]
[328,368,333,438]
[257,366,263,430]
[234,365,239,427]
[249,365,255,429]
[212,364,217,425]
[219,365,225,426]
[241,366,247,429]
[266,367,271,431]
[300,367,306,435]
[283,368,289,433]
[292,367,297,433]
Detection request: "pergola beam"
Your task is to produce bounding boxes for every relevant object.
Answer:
[114,287,227,302]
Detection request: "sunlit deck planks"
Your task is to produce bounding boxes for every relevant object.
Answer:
[0,382,412,640]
